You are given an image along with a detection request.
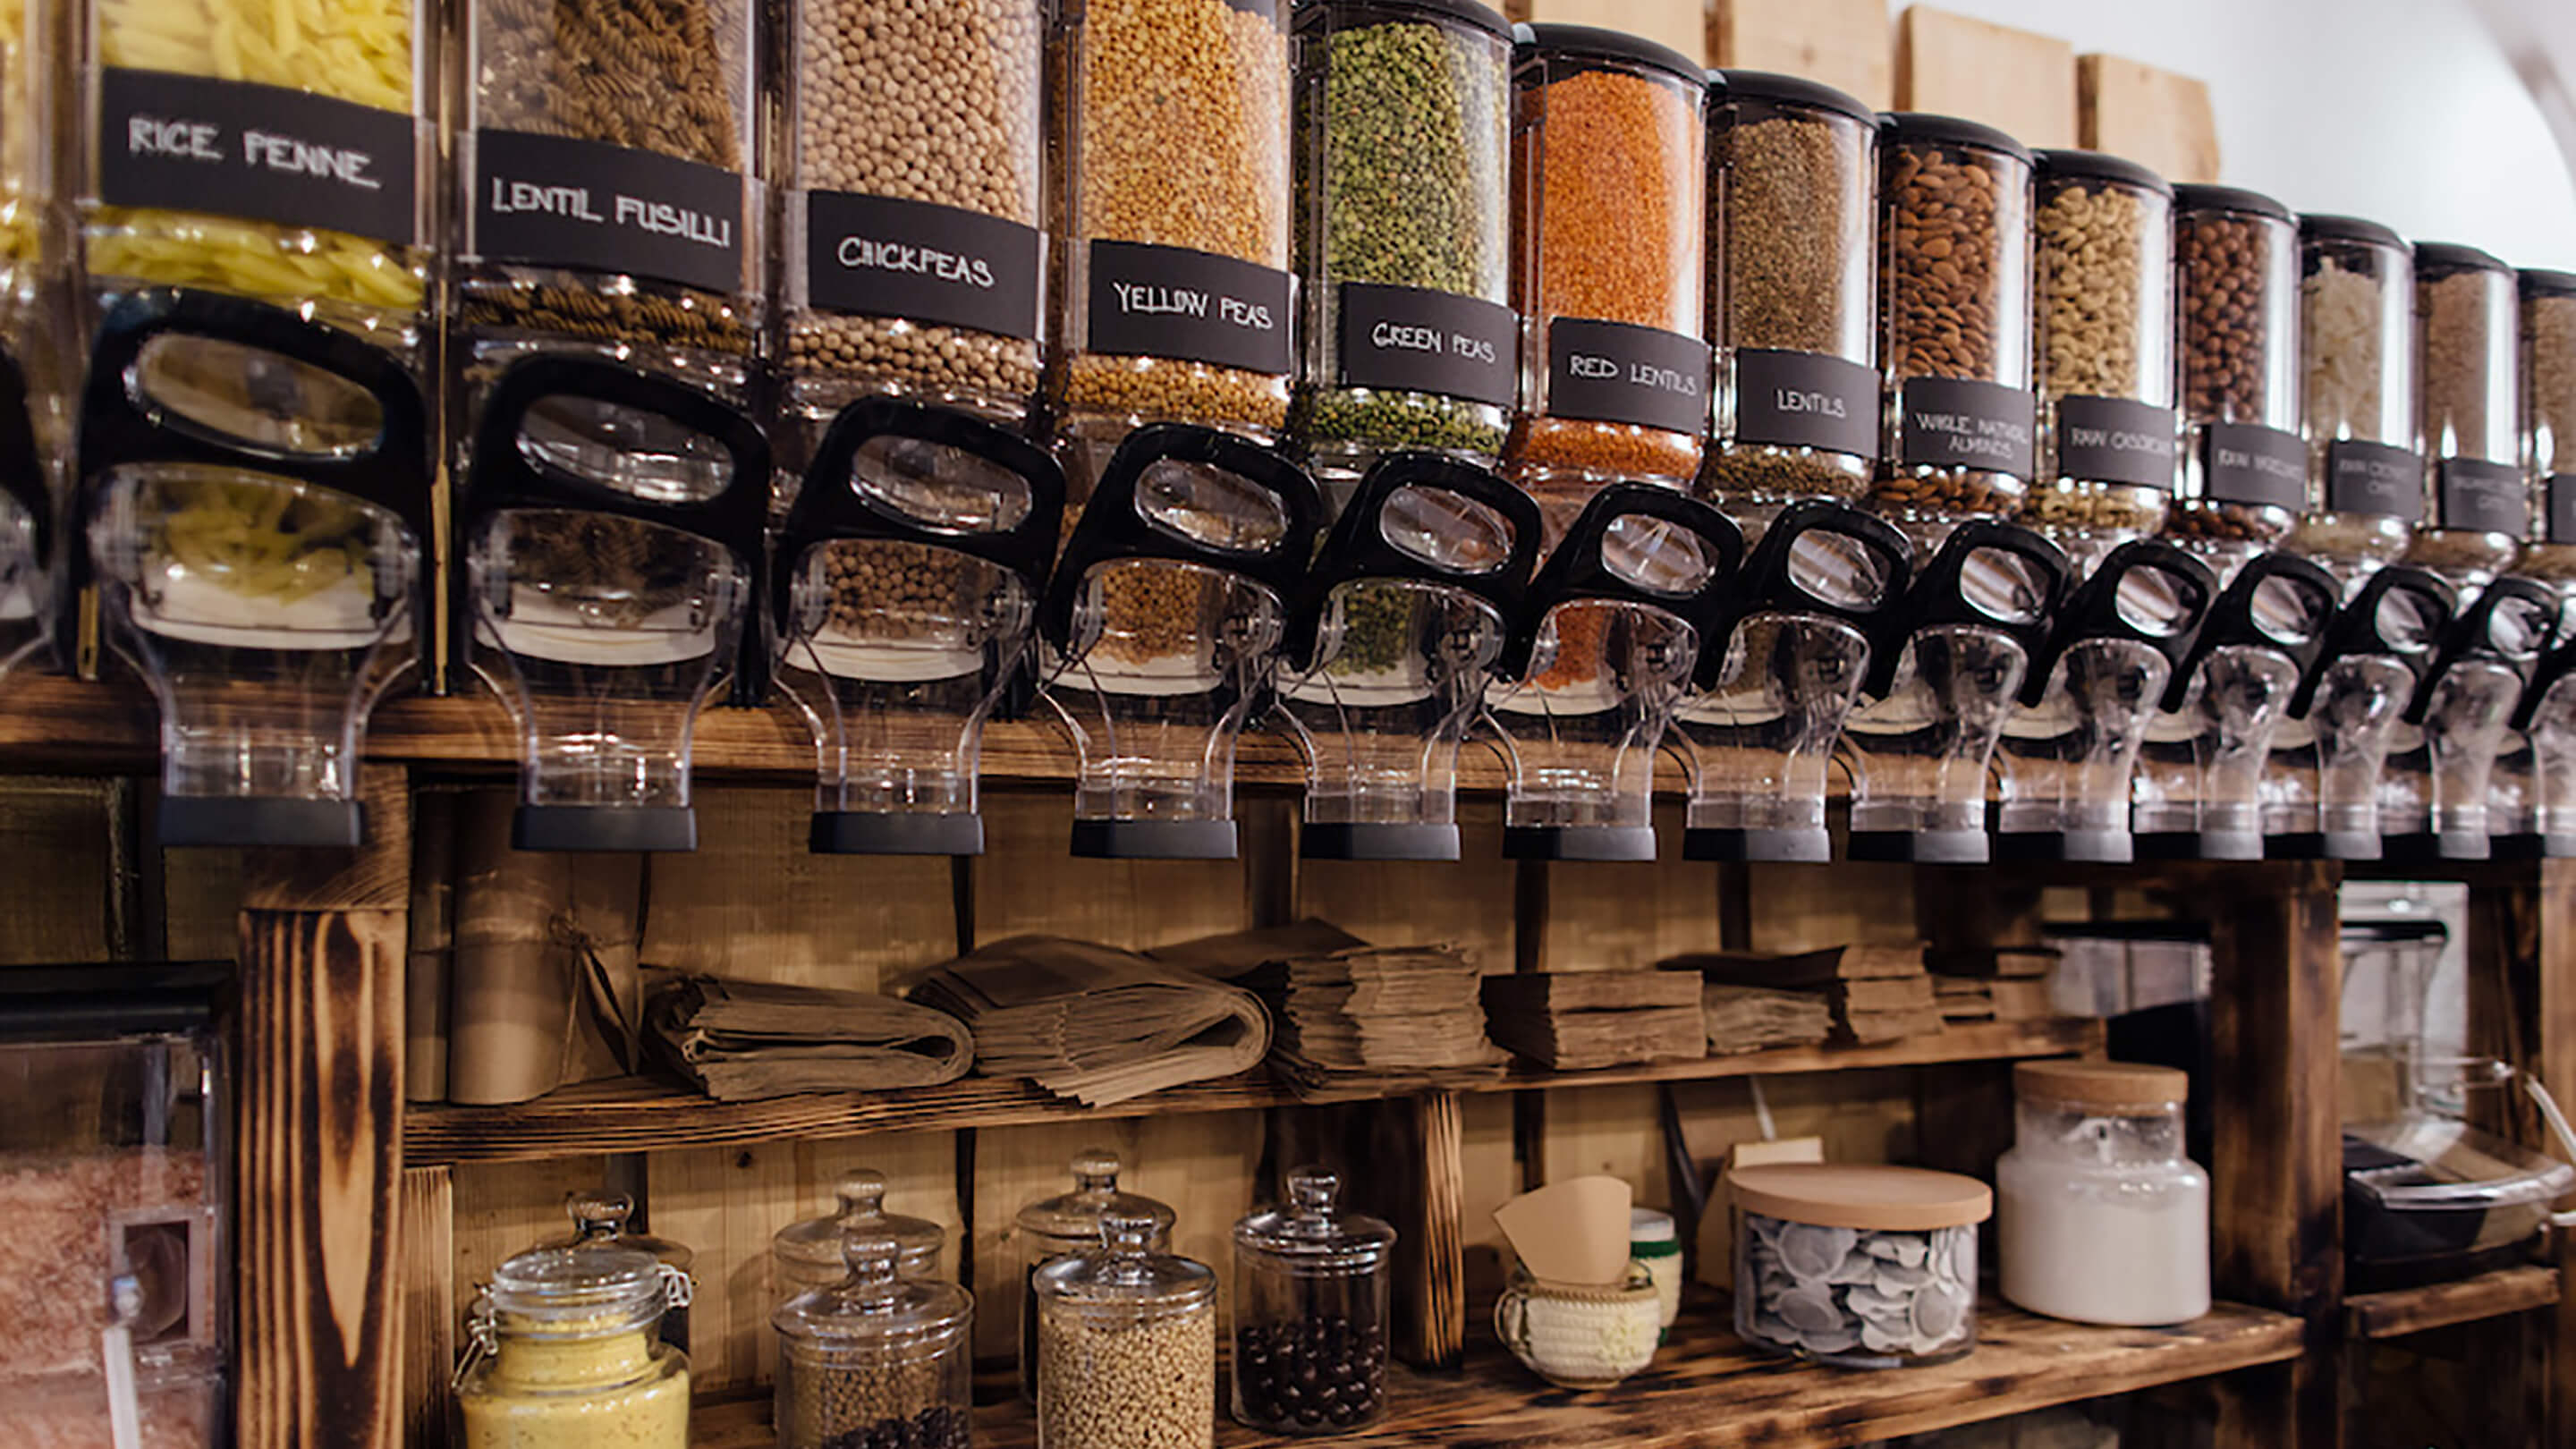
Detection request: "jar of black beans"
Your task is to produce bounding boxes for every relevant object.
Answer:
[1230,1166,1398,1435]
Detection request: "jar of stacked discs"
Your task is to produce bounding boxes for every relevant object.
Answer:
[1034,1210,1217,1449]
[1230,1166,1397,1433]
[771,1230,973,1449]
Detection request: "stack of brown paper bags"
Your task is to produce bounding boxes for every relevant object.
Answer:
[1479,971,1707,1070]
[1665,945,1945,1046]
[644,975,974,1100]
[1928,945,2057,1021]
[1153,921,1506,1094]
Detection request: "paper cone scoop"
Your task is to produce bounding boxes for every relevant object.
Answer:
[1493,1175,1633,1286]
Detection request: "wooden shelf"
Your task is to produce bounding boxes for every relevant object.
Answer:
[688,1299,2301,1449]
[2343,1265,2561,1340]
[404,1018,2101,1165]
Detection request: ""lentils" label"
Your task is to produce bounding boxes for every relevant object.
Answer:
[473,129,744,295]
[804,191,1041,342]
[1731,350,1877,459]
[1335,283,1516,409]
[2436,457,2529,535]
[2199,423,2307,511]
[2550,475,2576,546]
[2053,395,2179,489]
[1545,318,1710,436]
[99,69,418,246]
[1086,240,1293,377]
[1896,377,2035,479]
[2325,440,2425,523]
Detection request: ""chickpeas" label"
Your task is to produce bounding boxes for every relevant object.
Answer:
[804,191,1042,343]
[1896,377,2036,479]
[98,68,419,247]
[1085,240,1294,377]
[473,129,745,295]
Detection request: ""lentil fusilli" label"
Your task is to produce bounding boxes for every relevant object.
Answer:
[99,68,419,245]
[473,128,745,294]
[1896,377,2035,479]
[2053,396,2178,490]
[2199,423,2307,511]
[804,191,1041,342]
[1544,318,1709,436]
[1085,240,1294,377]
[2325,439,2424,522]
[1335,283,1515,409]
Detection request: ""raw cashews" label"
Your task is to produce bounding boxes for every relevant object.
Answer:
[805,191,1041,341]
[2199,422,2307,511]
[2436,457,2529,535]
[1730,350,1878,459]
[1085,240,1294,377]
[2551,475,2576,545]
[1896,377,2035,479]
[474,129,744,294]
[2052,396,2178,489]
[100,69,418,245]
[2324,439,2424,523]
[1545,318,1710,436]
[1335,283,1516,408]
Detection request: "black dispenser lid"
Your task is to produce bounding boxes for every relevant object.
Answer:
[1860,521,2072,699]
[2403,574,2558,726]
[2285,564,2456,720]
[1496,483,1743,683]
[2157,551,2342,715]
[1692,499,1911,691]
[2014,539,2217,711]
[1284,451,1542,674]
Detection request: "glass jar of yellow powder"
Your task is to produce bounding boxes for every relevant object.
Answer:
[454,1244,692,1449]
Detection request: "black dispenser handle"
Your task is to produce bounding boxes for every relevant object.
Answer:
[2403,574,2560,725]
[1861,520,2072,699]
[0,345,48,568]
[2157,550,2341,714]
[2015,538,2217,709]
[1496,484,1744,683]
[1693,500,1912,691]
[1283,452,1543,674]
[2287,564,2456,719]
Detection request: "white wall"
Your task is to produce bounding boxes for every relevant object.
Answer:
[1894,0,2576,271]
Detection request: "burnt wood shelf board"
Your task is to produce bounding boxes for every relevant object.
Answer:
[2343,1265,2560,1340]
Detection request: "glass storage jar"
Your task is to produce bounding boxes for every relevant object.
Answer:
[2290,215,2418,585]
[454,1244,692,1449]
[2521,269,2576,592]
[1504,24,1708,511]
[1231,1166,1395,1433]
[538,1191,699,1354]
[1291,0,1516,504]
[1730,1163,1987,1368]
[774,1168,948,1300]
[1996,1060,2210,1327]
[2022,151,2176,572]
[1701,71,1880,532]
[1034,1210,1217,1449]
[2165,184,2304,581]
[772,1230,973,1449]
[1013,1149,1174,1401]
[1871,114,2038,551]
[1493,1260,1660,1390]
[2403,242,2525,589]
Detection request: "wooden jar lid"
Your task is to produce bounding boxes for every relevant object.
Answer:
[1727,1164,1992,1231]
[2013,1059,2189,1110]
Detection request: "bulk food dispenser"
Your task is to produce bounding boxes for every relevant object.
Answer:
[2261,564,2455,859]
[2403,243,2526,590]
[0,0,70,688]
[459,357,767,852]
[2165,185,2306,584]
[1272,453,1541,860]
[2373,574,2558,860]
[1038,424,1319,859]
[82,292,428,845]
[2289,216,2420,588]
[2506,626,2576,856]
[774,400,1062,856]
[2519,270,2576,602]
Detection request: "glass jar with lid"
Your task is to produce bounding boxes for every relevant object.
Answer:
[1034,1210,1217,1449]
[774,1168,948,1300]
[1730,1163,1987,1368]
[538,1191,698,1354]
[1231,1166,1396,1433]
[2521,269,2576,593]
[2165,184,2305,582]
[772,1230,973,1449]
[454,1244,692,1449]
[1996,1060,2209,1326]
[1013,1149,1175,1401]
[2291,215,2419,586]
[2404,243,2526,589]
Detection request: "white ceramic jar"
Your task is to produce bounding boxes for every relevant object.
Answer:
[1997,1060,2210,1326]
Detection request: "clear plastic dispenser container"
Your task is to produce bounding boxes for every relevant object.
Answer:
[460,357,767,853]
[1729,1163,1988,1369]
[2132,551,2341,860]
[1033,1210,1218,1449]
[1870,114,2037,553]
[1701,71,1880,530]
[1037,424,1321,859]
[2261,564,2456,860]
[774,1168,948,1298]
[1997,1061,2209,1327]
[2022,151,2176,573]
[775,399,1064,856]
[1013,1150,1175,1403]
[0,0,70,690]
[1841,521,2072,862]
[1994,539,2218,863]
[1487,483,1742,860]
[2509,626,2576,856]
[2290,215,2419,588]
[1672,500,1911,861]
[2402,243,2525,589]
[1,964,229,1449]
[2166,185,2305,581]
[0,347,56,686]
[454,1243,692,1449]
[80,291,428,847]
[537,1190,699,1354]
[1274,453,1542,860]
[1231,1167,1397,1434]
[1291,0,1516,498]
[2520,270,2576,595]
[2374,575,2559,860]
[771,1229,974,1449]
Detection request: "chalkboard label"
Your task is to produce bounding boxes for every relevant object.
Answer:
[1086,240,1293,377]
[2550,474,2576,545]
[99,68,418,246]
[1335,283,1517,409]
[2436,457,2528,535]
[1896,377,2036,479]
[2199,422,2307,511]
[2325,439,2424,522]
[805,191,1040,342]
[1544,318,1710,436]
[2052,395,2177,489]
[473,129,745,295]
[1731,349,1878,459]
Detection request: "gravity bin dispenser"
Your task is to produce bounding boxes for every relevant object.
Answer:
[1273,453,1542,861]
[1994,539,2217,863]
[1487,483,1742,860]
[1841,521,2073,863]
[1038,424,1321,860]
[0,344,55,686]
[460,357,767,853]
[2375,575,2560,860]
[2132,551,2341,860]
[2501,627,2576,857]
[2262,564,2457,860]
[1671,499,1911,862]
[81,291,428,847]
[773,399,1064,856]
